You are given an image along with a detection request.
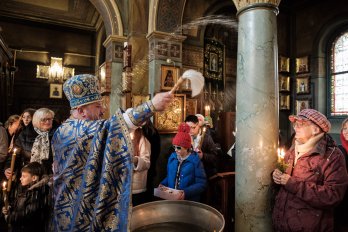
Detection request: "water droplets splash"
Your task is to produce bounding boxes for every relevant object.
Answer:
[116,15,238,96]
[178,15,238,33]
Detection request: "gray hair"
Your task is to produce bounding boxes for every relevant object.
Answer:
[32,108,55,129]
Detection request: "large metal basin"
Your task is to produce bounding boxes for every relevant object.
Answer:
[130,200,225,232]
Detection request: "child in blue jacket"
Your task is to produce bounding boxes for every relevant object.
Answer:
[160,123,207,201]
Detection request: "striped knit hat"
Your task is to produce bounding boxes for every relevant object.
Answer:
[289,109,331,133]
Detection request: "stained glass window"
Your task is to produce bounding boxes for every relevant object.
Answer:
[330,31,348,116]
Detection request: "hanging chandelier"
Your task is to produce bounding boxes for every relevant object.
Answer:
[36,57,74,83]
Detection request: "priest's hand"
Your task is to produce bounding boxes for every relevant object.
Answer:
[151,92,174,111]
[178,190,185,200]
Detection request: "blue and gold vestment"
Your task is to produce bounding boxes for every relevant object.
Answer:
[52,102,154,232]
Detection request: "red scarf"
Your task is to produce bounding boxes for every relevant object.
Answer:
[340,131,348,153]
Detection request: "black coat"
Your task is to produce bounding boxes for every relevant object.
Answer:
[9,123,57,175]
[7,182,52,232]
[200,133,218,178]
[15,123,38,164]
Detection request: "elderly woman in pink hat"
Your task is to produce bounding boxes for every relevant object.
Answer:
[272,109,348,232]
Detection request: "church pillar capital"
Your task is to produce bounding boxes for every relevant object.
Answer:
[146,31,186,63]
[233,0,280,12]
[103,35,127,62]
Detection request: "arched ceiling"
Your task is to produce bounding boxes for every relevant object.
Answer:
[0,0,101,31]
[181,0,237,46]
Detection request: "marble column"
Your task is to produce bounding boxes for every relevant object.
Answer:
[234,3,279,232]
[103,35,127,114]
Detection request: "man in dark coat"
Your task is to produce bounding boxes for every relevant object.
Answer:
[185,115,218,178]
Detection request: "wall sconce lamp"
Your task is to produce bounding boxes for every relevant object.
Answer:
[166,58,176,67]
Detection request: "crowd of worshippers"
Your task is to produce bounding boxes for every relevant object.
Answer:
[0,104,223,231]
[1,74,348,232]
[0,108,56,231]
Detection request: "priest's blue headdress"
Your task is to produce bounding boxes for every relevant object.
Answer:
[63,74,102,108]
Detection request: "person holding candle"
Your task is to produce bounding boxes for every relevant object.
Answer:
[185,114,218,178]
[2,162,51,232]
[334,117,348,231]
[7,108,57,179]
[0,122,9,181]
[0,180,9,231]
[159,123,207,202]
[4,115,21,154]
[2,115,21,202]
[52,74,173,231]
[272,109,348,232]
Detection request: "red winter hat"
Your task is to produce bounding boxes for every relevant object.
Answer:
[289,109,331,133]
[172,123,192,149]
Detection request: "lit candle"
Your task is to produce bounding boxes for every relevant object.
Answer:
[2,181,8,210]
[281,149,285,160]
[277,148,285,163]
[277,148,287,172]
[198,127,207,149]
[204,105,210,117]
[7,148,17,193]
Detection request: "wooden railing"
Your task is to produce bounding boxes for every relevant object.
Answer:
[204,172,235,232]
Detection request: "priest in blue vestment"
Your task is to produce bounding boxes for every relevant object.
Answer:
[52,74,173,232]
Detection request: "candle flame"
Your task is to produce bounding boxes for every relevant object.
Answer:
[13,148,17,154]
[2,181,6,188]
[277,148,285,161]
[280,149,285,159]
[204,105,211,116]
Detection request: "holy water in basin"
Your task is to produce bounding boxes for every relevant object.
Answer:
[133,222,209,232]
[130,200,224,232]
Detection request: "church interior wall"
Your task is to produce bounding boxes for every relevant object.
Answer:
[128,0,150,95]
[0,0,347,147]
[290,0,348,142]
[0,17,96,122]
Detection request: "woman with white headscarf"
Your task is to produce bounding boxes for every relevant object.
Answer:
[30,108,57,174]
